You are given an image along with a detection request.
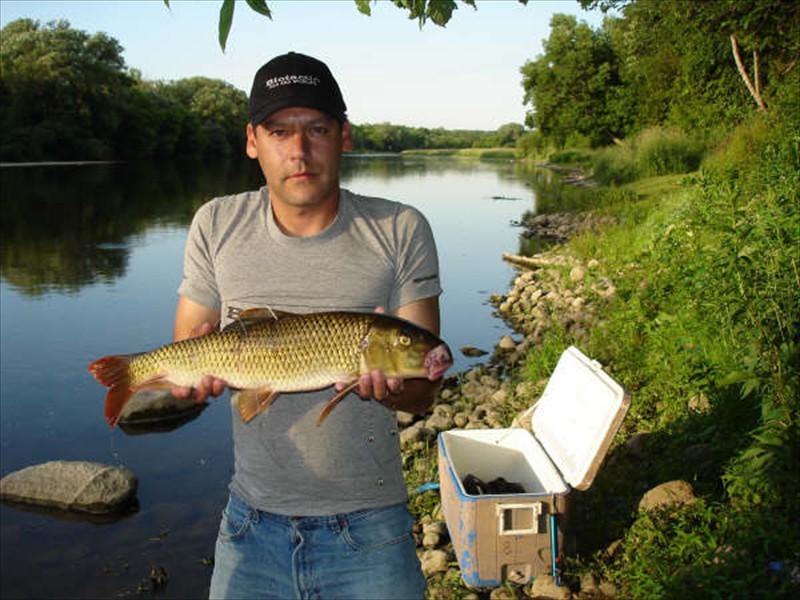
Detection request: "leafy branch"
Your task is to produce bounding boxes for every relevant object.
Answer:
[163,0,528,51]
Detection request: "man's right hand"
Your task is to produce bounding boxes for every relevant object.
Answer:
[171,321,228,403]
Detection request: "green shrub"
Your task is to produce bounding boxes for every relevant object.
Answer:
[522,112,799,596]
[635,127,705,177]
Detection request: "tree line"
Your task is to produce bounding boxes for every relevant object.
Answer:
[0,18,523,162]
[518,0,799,151]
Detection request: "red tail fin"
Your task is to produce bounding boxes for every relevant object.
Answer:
[88,355,135,428]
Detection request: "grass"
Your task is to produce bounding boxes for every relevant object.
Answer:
[507,111,800,597]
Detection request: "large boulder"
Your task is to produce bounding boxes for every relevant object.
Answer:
[0,460,137,515]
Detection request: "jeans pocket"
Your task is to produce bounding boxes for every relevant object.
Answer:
[218,494,255,542]
[340,504,414,552]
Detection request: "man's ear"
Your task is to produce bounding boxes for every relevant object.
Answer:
[245,122,258,159]
[341,121,354,152]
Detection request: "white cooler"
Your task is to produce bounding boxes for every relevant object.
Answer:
[437,345,630,587]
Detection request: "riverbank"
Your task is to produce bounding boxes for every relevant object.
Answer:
[404,112,800,598]
[401,211,633,599]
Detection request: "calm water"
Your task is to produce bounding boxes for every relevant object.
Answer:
[0,156,562,599]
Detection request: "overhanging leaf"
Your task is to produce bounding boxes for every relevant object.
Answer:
[427,0,457,27]
[245,0,272,18]
[355,0,372,16]
[219,0,235,52]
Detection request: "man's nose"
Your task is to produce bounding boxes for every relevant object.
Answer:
[287,130,310,158]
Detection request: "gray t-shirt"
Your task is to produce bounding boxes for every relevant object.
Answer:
[178,187,441,515]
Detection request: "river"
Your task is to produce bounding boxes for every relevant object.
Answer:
[0,155,564,599]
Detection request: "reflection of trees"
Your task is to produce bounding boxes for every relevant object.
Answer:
[0,160,263,296]
[341,153,521,182]
[513,162,592,214]
[0,157,576,296]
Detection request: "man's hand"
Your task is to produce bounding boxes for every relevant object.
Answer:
[333,299,442,415]
[171,321,227,403]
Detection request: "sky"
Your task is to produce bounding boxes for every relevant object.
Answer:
[0,0,610,130]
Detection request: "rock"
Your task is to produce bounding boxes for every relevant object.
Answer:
[421,522,448,550]
[396,410,416,428]
[453,412,469,428]
[604,539,623,559]
[688,392,711,414]
[118,390,208,434]
[489,585,520,599]
[423,521,448,535]
[638,480,697,512]
[426,410,453,432]
[461,346,489,357]
[420,549,450,576]
[1,460,137,515]
[422,531,441,549]
[461,380,485,400]
[527,574,571,599]
[570,265,586,282]
[491,389,508,404]
[598,580,618,597]
[497,335,517,350]
[580,572,601,594]
[400,422,425,447]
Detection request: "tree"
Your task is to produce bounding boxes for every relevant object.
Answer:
[0,19,132,159]
[155,77,249,155]
[520,14,627,148]
[581,0,800,117]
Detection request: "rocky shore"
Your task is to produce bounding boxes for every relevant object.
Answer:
[402,210,697,599]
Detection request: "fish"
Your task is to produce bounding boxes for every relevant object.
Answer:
[87,309,453,428]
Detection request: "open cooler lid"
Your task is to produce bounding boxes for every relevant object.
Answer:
[530,346,630,491]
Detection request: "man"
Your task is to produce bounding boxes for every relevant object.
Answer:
[172,52,443,599]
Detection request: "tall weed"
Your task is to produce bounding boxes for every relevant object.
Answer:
[534,112,800,595]
[591,127,706,185]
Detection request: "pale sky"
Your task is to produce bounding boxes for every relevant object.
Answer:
[0,0,609,130]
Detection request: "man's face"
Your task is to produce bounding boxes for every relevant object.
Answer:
[246,107,352,209]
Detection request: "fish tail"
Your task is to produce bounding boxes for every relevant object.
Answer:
[88,355,136,428]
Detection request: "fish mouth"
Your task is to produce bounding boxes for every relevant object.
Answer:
[425,343,453,381]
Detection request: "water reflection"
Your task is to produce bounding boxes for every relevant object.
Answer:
[0,159,263,296]
[1,156,554,298]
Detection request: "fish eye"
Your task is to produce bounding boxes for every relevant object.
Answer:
[398,333,411,346]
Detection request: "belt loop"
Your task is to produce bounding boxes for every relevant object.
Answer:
[332,514,346,534]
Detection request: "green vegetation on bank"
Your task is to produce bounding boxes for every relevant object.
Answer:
[520,109,798,597]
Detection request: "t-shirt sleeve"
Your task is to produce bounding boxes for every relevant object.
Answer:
[389,206,442,311]
[176,202,221,311]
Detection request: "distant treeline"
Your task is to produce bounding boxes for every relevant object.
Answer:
[0,19,523,162]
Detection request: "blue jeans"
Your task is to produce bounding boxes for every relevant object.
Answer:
[208,493,426,599]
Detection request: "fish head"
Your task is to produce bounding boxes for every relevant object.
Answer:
[363,316,453,381]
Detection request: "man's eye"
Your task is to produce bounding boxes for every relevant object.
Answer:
[310,126,329,136]
[268,129,288,137]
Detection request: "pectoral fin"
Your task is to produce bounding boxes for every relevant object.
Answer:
[237,388,281,423]
[316,381,359,426]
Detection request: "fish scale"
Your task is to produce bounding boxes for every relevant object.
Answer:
[88,310,453,428]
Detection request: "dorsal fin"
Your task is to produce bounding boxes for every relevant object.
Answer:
[221,307,296,332]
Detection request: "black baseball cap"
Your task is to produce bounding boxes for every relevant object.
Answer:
[248,52,347,125]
